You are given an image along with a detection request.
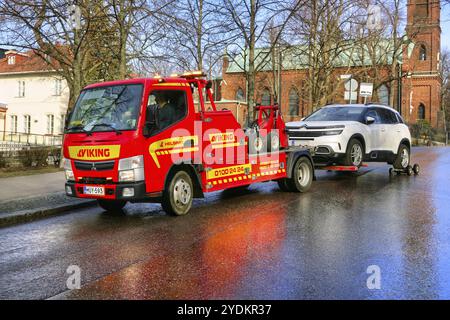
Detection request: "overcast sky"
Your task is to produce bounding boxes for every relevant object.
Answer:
[442,4,450,51]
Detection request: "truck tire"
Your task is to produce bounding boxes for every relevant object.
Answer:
[344,138,363,167]
[97,199,127,213]
[267,132,280,152]
[277,178,291,192]
[393,144,410,169]
[285,156,313,193]
[248,133,265,154]
[162,170,193,216]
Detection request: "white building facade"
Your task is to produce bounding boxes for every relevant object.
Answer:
[0,50,69,145]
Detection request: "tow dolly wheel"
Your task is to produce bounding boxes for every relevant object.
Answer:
[162,170,193,216]
[413,164,420,175]
[406,165,413,176]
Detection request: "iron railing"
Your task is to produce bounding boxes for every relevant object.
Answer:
[0,131,63,149]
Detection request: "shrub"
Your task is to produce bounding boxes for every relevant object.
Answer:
[0,151,8,168]
[409,120,434,141]
[18,147,53,167]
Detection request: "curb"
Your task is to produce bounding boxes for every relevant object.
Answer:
[0,200,97,228]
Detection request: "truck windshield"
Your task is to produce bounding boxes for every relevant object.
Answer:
[67,84,143,133]
[305,106,365,122]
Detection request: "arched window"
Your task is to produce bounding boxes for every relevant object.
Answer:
[235,88,245,102]
[419,45,427,61]
[288,88,299,116]
[378,85,389,106]
[261,88,271,106]
[418,103,425,120]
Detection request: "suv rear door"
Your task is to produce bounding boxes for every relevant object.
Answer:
[377,107,401,153]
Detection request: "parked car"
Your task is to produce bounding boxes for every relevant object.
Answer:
[286,104,412,169]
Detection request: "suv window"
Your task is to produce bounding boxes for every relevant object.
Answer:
[377,108,398,124]
[147,90,187,131]
[366,109,381,124]
[396,113,404,124]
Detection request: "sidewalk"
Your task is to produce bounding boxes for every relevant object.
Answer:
[0,171,95,227]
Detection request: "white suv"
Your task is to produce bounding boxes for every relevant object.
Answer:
[286,104,412,169]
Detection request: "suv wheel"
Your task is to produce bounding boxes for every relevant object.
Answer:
[393,144,410,169]
[344,138,363,167]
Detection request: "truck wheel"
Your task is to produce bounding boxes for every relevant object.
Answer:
[97,199,127,213]
[277,178,291,192]
[267,132,280,152]
[162,170,193,216]
[285,157,313,193]
[393,144,410,169]
[344,138,363,167]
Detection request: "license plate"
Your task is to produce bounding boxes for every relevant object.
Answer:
[83,186,105,196]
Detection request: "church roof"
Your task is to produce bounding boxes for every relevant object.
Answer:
[226,37,414,73]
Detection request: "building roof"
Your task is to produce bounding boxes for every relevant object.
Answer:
[226,37,414,73]
[0,50,57,74]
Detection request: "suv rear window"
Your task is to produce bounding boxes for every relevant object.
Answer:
[377,108,398,124]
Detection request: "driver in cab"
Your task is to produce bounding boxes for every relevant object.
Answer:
[147,92,177,130]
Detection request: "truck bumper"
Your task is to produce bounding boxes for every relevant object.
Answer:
[65,181,151,201]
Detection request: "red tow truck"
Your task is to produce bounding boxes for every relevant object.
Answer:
[63,71,314,215]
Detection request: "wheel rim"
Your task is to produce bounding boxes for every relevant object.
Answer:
[297,162,311,187]
[173,178,191,207]
[351,144,362,166]
[271,136,279,150]
[401,148,409,168]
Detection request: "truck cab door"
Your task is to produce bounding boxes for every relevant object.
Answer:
[143,87,195,194]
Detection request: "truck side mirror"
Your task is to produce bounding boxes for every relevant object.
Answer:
[64,110,73,131]
[365,116,375,125]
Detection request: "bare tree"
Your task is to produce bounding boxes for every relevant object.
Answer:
[222,0,304,123]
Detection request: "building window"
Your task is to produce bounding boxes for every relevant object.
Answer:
[7,55,15,65]
[418,103,426,120]
[60,113,66,133]
[47,114,55,134]
[419,45,427,61]
[236,88,245,102]
[415,0,429,18]
[378,85,389,106]
[261,88,271,106]
[288,88,299,116]
[10,115,18,133]
[18,81,25,97]
[54,79,62,96]
[23,115,31,134]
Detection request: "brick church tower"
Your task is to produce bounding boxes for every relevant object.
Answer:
[402,0,441,128]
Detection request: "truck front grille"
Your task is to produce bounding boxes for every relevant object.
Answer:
[74,160,115,171]
[79,177,112,184]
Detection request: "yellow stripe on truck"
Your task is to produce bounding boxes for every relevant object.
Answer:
[68,145,121,160]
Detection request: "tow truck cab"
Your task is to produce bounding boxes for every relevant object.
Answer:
[63,72,314,215]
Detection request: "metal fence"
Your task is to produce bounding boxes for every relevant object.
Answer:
[0,131,62,168]
[0,131,63,149]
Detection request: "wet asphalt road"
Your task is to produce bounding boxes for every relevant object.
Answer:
[1,147,449,300]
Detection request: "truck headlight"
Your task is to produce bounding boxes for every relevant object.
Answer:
[118,155,144,182]
[63,157,75,181]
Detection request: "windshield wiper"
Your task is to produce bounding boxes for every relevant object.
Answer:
[87,123,122,135]
[66,124,90,135]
